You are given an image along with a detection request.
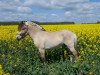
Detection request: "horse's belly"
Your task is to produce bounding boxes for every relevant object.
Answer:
[44,43,55,49]
[44,39,62,49]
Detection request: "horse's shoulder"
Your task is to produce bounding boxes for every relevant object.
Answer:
[35,31,48,37]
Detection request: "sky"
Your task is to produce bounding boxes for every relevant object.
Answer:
[0,0,100,23]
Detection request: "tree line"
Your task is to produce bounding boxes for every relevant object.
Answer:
[0,21,100,25]
[0,21,75,25]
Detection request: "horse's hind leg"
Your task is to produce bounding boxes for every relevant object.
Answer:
[64,42,78,61]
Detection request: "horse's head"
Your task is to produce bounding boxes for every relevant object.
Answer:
[16,21,45,40]
[16,21,28,40]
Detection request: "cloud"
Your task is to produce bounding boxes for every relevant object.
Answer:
[24,0,89,9]
[0,0,100,23]
[65,11,71,16]
[17,6,32,13]
[51,14,58,17]
[23,0,100,13]
[63,2,100,23]
[0,0,33,21]
[0,0,33,13]
[23,0,100,22]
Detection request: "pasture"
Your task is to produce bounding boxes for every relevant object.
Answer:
[0,24,100,75]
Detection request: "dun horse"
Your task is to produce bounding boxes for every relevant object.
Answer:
[16,21,78,63]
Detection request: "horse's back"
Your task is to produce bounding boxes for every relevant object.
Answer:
[59,30,76,38]
[36,30,76,39]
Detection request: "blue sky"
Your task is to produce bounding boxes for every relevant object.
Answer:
[90,0,100,2]
[0,0,100,23]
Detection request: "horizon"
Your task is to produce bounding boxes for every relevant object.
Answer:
[0,0,100,23]
[0,21,99,24]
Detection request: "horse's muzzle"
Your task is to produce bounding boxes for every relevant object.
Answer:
[16,35,22,41]
[16,37,20,41]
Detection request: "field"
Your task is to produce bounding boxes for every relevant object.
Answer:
[0,24,100,75]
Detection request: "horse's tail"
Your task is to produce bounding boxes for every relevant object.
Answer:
[73,34,77,48]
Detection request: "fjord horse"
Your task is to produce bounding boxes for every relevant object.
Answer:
[16,21,78,63]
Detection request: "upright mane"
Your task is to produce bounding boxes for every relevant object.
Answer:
[25,21,45,31]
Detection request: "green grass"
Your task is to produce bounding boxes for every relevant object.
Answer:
[0,38,100,75]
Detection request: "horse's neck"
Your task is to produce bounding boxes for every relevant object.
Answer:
[28,25,41,38]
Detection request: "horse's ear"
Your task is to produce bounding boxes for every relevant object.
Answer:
[22,21,25,24]
[19,21,26,25]
[18,21,24,27]
[21,21,24,24]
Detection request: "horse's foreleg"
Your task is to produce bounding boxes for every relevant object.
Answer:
[64,42,78,59]
[67,47,78,62]
[38,48,45,64]
[64,45,78,62]
[69,47,78,59]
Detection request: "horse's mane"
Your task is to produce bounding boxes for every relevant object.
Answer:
[31,22,46,31]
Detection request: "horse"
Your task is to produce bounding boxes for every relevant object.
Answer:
[16,21,78,63]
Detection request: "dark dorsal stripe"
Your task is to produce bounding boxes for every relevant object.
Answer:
[31,22,46,31]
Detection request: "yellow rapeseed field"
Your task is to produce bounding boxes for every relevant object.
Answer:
[0,24,100,75]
